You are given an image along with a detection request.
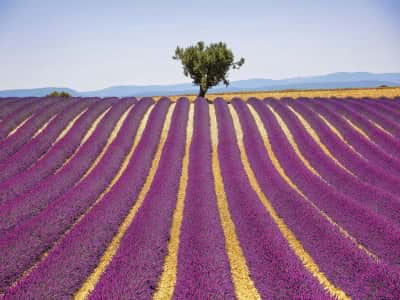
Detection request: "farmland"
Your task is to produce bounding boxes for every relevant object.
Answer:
[158,86,400,102]
[0,95,400,299]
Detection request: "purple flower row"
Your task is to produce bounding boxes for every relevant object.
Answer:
[330,98,400,137]
[0,99,134,234]
[0,97,151,294]
[216,98,328,298]
[3,98,170,298]
[0,98,112,206]
[282,100,400,208]
[301,99,400,177]
[0,98,76,163]
[172,98,236,299]
[359,98,400,124]
[91,98,189,299]
[322,99,400,157]
[0,97,62,140]
[245,98,400,298]
[0,99,93,183]
[265,99,400,262]
[0,98,37,121]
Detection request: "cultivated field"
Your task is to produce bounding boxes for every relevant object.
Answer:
[159,86,400,101]
[0,96,400,299]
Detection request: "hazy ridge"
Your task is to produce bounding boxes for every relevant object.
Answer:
[1,72,399,97]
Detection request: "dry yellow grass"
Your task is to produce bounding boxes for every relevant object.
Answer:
[153,86,400,102]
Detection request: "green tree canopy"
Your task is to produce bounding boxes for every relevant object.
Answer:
[46,91,71,98]
[173,41,245,97]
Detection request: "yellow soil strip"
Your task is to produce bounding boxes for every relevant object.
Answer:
[74,104,174,300]
[153,104,194,299]
[209,105,261,300]
[247,105,377,260]
[156,87,400,102]
[371,121,393,137]
[264,107,319,178]
[53,109,88,144]
[341,116,371,141]
[229,105,350,300]
[7,105,155,292]
[6,115,34,138]
[272,105,355,177]
[76,104,135,184]
[32,114,58,139]
[35,109,88,163]
[54,107,111,174]
[309,111,363,158]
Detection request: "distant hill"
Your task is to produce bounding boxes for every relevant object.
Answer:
[0,87,78,97]
[1,72,399,97]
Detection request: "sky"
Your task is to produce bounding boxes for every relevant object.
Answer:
[0,0,399,91]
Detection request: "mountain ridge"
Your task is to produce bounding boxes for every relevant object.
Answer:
[1,72,399,97]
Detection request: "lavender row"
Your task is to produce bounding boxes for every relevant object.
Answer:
[171,98,236,299]
[90,98,189,299]
[284,100,400,198]
[0,98,22,116]
[384,100,400,113]
[0,98,151,294]
[216,99,328,298]
[0,98,76,163]
[0,98,111,206]
[358,98,400,125]
[301,99,400,177]
[0,97,63,140]
[362,98,400,123]
[267,100,400,260]
[3,98,169,299]
[246,98,400,298]
[0,98,37,121]
[0,99,134,234]
[345,98,400,138]
[322,99,400,157]
[0,99,93,183]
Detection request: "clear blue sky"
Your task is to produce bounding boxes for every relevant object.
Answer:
[0,0,399,91]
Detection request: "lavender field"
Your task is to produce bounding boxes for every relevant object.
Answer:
[0,96,400,299]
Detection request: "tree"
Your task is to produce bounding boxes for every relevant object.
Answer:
[46,91,71,98]
[173,41,245,97]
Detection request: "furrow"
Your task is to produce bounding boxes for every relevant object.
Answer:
[31,113,59,138]
[323,99,400,157]
[167,98,236,299]
[209,103,261,300]
[0,97,62,140]
[260,104,400,265]
[242,99,400,298]
[0,98,152,294]
[0,100,93,183]
[5,115,33,138]
[0,99,111,206]
[2,99,171,299]
[362,98,400,124]
[54,106,111,174]
[90,99,191,299]
[246,100,377,259]
[345,99,400,137]
[268,102,354,177]
[153,102,194,299]
[76,103,135,184]
[227,99,345,299]
[286,100,400,199]
[303,99,400,177]
[0,100,131,233]
[0,99,76,163]
[74,100,173,299]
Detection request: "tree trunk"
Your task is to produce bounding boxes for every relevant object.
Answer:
[198,86,207,98]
